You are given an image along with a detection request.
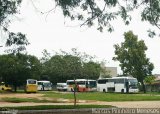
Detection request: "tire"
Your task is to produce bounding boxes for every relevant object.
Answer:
[121,89,124,93]
[103,89,106,93]
[71,88,73,92]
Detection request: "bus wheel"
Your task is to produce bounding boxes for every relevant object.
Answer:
[103,89,106,93]
[2,88,4,90]
[121,89,124,93]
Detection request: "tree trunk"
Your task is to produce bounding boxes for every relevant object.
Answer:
[150,85,152,92]
[73,78,76,107]
[14,84,17,92]
[141,81,146,93]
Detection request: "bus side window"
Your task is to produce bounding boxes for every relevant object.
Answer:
[86,82,88,88]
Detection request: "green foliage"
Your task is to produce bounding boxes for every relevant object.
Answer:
[1,97,53,103]
[144,75,155,92]
[144,75,155,85]
[147,29,156,38]
[82,61,101,79]
[0,0,27,47]
[0,54,41,91]
[55,0,160,35]
[41,49,101,84]
[113,31,154,92]
[5,32,30,54]
[1,0,160,38]
[5,105,113,110]
[0,0,22,27]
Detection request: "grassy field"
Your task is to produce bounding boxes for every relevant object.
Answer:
[43,91,160,102]
[1,97,55,103]
[0,105,114,110]
[1,91,160,102]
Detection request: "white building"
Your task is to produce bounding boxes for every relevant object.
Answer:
[99,62,117,78]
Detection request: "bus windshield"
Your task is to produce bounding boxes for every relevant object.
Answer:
[89,81,96,88]
[77,81,85,85]
[128,79,138,89]
[67,81,75,85]
[28,80,37,84]
[43,82,52,87]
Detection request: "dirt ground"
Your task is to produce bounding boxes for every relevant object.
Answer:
[0,93,160,108]
[0,93,43,99]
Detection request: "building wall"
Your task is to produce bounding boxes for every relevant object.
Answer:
[99,62,117,78]
[105,67,117,77]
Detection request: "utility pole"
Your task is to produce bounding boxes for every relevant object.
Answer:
[73,77,77,107]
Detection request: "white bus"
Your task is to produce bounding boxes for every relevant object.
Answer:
[56,83,67,91]
[37,81,52,91]
[66,79,97,92]
[97,77,139,93]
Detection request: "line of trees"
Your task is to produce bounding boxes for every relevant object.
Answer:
[0,48,102,92]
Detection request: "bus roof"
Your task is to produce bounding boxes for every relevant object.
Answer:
[67,79,96,82]
[76,79,96,81]
[27,79,37,81]
[37,80,51,82]
[98,77,137,80]
[57,83,67,85]
[66,80,74,82]
[112,77,136,79]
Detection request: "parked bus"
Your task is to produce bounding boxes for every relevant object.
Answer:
[26,79,38,93]
[66,79,97,92]
[56,83,67,91]
[76,79,97,92]
[66,80,75,92]
[97,77,139,93]
[0,82,12,91]
[37,81,52,91]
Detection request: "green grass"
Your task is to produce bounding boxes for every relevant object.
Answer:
[43,91,160,102]
[1,97,55,103]
[1,105,114,110]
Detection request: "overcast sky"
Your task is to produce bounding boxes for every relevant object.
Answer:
[1,0,160,74]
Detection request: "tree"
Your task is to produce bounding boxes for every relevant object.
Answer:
[42,54,83,84]
[0,0,22,30]
[82,61,101,79]
[1,0,160,39]
[144,75,155,92]
[5,32,30,54]
[113,31,154,93]
[41,49,101,84]
[53,0,160,36]
[1,0,160,41]
[0,0,27,45]
[0,54,41,92]
[41,49,51,63]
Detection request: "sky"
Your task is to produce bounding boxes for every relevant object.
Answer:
[1,0,160,74]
